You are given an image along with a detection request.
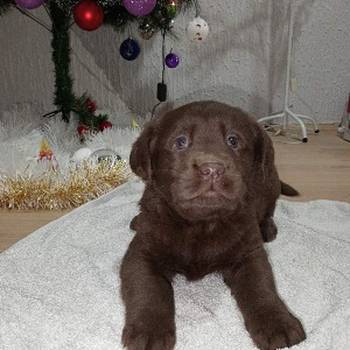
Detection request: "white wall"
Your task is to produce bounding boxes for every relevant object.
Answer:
[0,0,349,124]
[270,0,350,123]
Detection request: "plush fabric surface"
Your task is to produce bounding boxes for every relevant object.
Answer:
[0,179,349,349]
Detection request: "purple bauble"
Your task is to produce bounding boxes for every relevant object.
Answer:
[122,0,156,17]
[165,52,180,69]
[15,0,45,9]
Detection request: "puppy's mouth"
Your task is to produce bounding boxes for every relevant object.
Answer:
[169,176,245,220]
[181,182,233,202]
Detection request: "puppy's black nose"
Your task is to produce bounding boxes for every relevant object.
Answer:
[198,162,225,180]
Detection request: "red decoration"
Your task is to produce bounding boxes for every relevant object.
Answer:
[85,98,97,112]
[77,124,90,135]
[99,120,113,131]
[73,0,104,31]
[39,150,53,160]
[38,139,54,161]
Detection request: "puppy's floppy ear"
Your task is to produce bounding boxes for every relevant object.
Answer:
[254,124,273,169]
[129,122,156,181]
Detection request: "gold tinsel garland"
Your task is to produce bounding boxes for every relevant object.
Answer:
[0,160,130,210]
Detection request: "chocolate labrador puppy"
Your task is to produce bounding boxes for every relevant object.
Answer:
[120,101,305,350]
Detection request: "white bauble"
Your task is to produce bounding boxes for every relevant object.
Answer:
[71,147,93,162]
[187,16,209,42]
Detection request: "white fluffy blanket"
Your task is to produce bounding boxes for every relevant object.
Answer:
[1,180,350,349]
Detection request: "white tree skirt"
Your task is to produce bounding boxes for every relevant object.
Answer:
[0,179,350,349]
[0,105,139,178]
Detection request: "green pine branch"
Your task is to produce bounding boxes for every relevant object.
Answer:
[73,94,108,130]
[49,1,74,122]
[0,0,13,16]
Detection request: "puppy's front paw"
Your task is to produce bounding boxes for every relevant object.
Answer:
[247,310,306,350]
[122,322,175,350]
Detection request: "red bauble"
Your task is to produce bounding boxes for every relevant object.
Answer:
[73,0,104,31]
[85,98,97,112]
[99,120,113,131]
[77,124,90,135]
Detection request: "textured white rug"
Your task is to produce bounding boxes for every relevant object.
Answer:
[0,179,350,349]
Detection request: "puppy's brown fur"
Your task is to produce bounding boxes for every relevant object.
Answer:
[120,101,306,350]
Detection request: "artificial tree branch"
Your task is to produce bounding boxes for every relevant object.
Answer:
[194,0,200,17]
[49,1,75,122]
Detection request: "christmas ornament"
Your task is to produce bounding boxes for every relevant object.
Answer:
[37,138,58,171]
[77,124,90,135]
[99,120,113,131]
[131,118,140,129]
[187,16,209,42]
[166,0,177,18]
[122,0,156,17]
[15,0,44,10]
[73,0,104,31]
[85,98,97,112]
[120,38,141,61]
[165,51,180,68]
[90,149,122,166]
[138,21,155,40]
[71,147,93,163]
[38,138,54,161]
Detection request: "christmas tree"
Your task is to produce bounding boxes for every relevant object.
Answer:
[0,0,195,134]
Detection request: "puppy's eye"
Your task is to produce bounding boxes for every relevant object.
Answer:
[227,134,239,148]
[174,135,189,150]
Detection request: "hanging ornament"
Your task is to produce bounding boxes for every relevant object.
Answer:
[138,21,155,40]
[122,0,156,17]
[120,38,141,61]
[15,0,44,9]
[99,120,113,131]
[187,16,210,42]
[165,50,180,68]
[73,0,104,32]
[166,0,177,18]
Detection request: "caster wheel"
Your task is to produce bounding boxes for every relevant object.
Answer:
[315,129,320,133]
[302,137,308,143]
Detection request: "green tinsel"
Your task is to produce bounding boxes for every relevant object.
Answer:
[0,0,12,16]
[73,94,108,130]
[49,1,74,122]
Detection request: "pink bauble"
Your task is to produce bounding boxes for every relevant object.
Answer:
[15,0,45,9]
[122,0,156,16]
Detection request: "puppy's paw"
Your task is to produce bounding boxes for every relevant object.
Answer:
[247,310,306,350]
[122,322,175,350]
[260,218,278,243]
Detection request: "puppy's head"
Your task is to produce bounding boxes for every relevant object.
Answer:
[130,101,269,221]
